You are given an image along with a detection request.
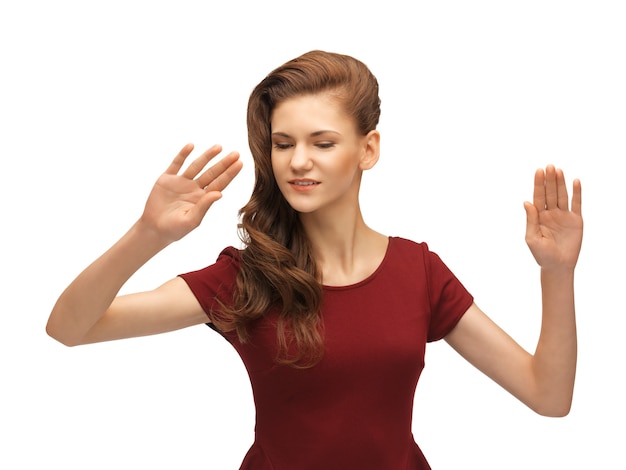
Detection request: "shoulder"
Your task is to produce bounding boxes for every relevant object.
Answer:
[188,246,241,272]
[178,246,241,289]
[216,246,242,266]
[388,236,433,258]
[386,236,457,278]
[176,246,243,313]
[388,238,473,340]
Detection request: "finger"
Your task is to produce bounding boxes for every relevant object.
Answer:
[571,178,582,216]
[203,159,243,194]
[532,168,546,211]
[198,151,242,191]
[555,167,569,210]
[182,144,222,179]
[544,164,558,210]
[185,191,225,224]
[192,160,243,219]
[524,201,541,242]
[165,143,195,175]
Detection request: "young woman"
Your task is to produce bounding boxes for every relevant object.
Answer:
[47,50,583,469]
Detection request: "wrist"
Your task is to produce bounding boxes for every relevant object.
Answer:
[129,219,173,253]
[540,265,576,285]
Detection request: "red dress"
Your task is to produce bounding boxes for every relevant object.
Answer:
[180,237,473,469]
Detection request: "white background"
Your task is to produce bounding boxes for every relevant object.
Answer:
[1,1,624,468]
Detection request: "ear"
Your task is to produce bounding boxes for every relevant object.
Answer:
[359,130,380,170]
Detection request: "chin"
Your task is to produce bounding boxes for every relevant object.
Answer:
[279,195,318,214]
[288,204,320,214]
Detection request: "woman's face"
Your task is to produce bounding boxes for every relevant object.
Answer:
[270,93,374,216]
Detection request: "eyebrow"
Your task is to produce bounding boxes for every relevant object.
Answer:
[271,130,341,138]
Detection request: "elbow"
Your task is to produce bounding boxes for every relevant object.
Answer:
[526,369,575,417]
[45,317,83,347]
[538,404,572,418]
[530,397,573,418]
[45,325,75,347]
[535,408,571,418]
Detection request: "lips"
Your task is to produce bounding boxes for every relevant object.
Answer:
[288,179,320,191]
[289,179,320,186]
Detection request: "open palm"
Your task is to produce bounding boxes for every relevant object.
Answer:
[140,144,242,243]
[524,165,583,270]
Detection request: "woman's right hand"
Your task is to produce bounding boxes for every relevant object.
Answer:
[140,143,242,244]
[47,144,242,346]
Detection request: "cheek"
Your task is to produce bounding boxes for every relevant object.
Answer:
[270,154,280,176]
[331,152,362,178]
[270,156,289,189]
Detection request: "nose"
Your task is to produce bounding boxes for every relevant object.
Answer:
[289,144,313,173]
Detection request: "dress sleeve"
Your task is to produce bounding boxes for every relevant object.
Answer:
[177,246,241,324]
[424,246,474,342]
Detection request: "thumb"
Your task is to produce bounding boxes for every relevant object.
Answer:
[523,201,540,243]
[192,191,223,220]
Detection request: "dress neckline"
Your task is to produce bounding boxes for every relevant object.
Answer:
[322,236,393,291]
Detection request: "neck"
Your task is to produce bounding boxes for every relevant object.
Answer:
[299,204,387,286]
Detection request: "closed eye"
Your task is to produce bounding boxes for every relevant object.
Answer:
[273,142,293,150]
[316,142,335,149]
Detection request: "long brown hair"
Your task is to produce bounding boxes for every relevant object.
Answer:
[216,50,381,367]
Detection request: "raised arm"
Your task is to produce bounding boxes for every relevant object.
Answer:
[46,144,242,346]
[445,165,583,417]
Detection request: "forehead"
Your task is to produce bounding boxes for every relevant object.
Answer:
[270,93,352,131]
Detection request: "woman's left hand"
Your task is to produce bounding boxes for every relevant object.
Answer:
[524,165,583,270]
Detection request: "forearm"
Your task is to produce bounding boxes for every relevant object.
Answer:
[46,220,170,346]
[531,267,577,416]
